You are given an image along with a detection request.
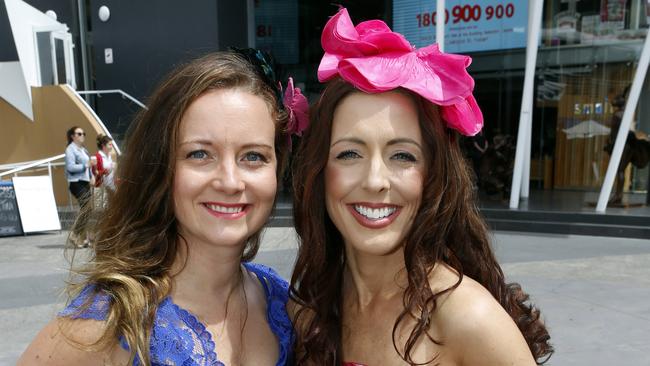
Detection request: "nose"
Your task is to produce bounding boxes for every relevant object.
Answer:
[362,154,390,192]
[212,158,245,194]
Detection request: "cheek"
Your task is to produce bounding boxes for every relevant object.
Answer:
[401,169,425,207]
[324,163,347,207]
[325,162,361,196]
[172,166,200,210]
[248,167,278,205]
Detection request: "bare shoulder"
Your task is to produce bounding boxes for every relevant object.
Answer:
[430,265,535,366]
[17,317,128,366]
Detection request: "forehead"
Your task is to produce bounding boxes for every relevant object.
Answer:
[179,89,275,144]
[331,91,421,142]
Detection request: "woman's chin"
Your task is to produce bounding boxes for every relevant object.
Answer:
[345,235,404,257]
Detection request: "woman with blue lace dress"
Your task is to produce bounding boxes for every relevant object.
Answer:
[18,51,307,366]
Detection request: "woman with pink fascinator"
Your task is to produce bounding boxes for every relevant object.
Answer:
[289,8,553,366]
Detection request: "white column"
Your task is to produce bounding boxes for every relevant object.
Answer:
[522,115,531,198]
[436,0,445,52]
[510,0,544,208]
[596,32,650,212]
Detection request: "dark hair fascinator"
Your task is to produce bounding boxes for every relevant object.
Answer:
[318,8,483,136]
[231,47,309,143]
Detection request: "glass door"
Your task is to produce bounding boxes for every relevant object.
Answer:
[34,29,76,88]
[50,31,75,88]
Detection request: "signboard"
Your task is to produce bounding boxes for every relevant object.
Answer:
[393,0,528,53]
[12,176,60,233]
[254,0,299,64]
[0,181,23,237]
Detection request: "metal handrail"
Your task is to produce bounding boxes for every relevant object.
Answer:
[0,157,62,170]
[0,154,65,179]
[77,89,147,110]
[66,85,124,155]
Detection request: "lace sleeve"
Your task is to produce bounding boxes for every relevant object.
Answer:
[58,285,111,321]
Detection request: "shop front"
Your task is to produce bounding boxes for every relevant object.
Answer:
[255,0,649,210]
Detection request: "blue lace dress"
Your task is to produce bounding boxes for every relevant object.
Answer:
[59,262,293,365]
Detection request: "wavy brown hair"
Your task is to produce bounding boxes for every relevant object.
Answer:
[96,134,112,150]
[290,79,552,365]
[65,52,289,365]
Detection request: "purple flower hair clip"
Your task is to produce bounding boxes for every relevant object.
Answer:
[282,77,309,140]
[231,47,310,147]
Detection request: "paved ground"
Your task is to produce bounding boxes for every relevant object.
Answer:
[1,229,649,365]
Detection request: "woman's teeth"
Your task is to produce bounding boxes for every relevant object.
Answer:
[354,205,396,220]
[207,204,244,213]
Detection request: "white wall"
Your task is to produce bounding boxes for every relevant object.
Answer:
[1,0,67,120]
[0,61,32,119]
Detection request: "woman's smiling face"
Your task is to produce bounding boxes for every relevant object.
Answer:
[173,88,277,250]
[325,91,425,256]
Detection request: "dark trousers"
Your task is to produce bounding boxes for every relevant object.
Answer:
[69,181,91,236]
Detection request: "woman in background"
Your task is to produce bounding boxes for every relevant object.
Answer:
[93,134,116,193]
[64,126,94,248]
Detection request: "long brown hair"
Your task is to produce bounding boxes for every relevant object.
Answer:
[290,79,552,365]
[65,52,289,365]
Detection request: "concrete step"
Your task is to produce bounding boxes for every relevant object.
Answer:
[486,218,650,239]
[481,208,650,239]
[60,204,650,239]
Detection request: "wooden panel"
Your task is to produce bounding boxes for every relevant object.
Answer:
[552,63,635,189]
[2,85,106,205]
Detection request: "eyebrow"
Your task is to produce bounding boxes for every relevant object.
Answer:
[387,138,423,150]
[179,139,273,150]
[331,137,422,150]
[179,139,213,146]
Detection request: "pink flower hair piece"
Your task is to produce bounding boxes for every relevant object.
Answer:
[318,8,483,136]
[282,77,309,147]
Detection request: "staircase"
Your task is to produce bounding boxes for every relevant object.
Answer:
[60,203,650,239]
[482,208,650,239]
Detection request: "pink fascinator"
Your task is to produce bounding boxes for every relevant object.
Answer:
[282,77,309,138]
[318,8,483,136]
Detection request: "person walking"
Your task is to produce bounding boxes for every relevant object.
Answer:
[92,134,116,210]
[93,134,116,193]
[64,126,94,248]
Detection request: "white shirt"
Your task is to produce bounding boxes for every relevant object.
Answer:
[98,150,116,191]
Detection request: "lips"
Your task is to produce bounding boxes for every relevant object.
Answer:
[203,202,249,220]
[347,202,401,229]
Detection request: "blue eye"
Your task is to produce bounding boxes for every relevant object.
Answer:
[187,150,209,159]
[336,150,361,160]
[392,152,417,162]
[243,151,269,163]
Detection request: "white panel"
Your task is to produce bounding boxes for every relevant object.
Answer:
[5,0,63,88]
[3,0,67,121]
[12,175,61,233]
[0,61,32,119]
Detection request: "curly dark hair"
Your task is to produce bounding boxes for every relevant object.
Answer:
[66,126,82,145]
[290,78,553,365]
[96,134,113,150]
